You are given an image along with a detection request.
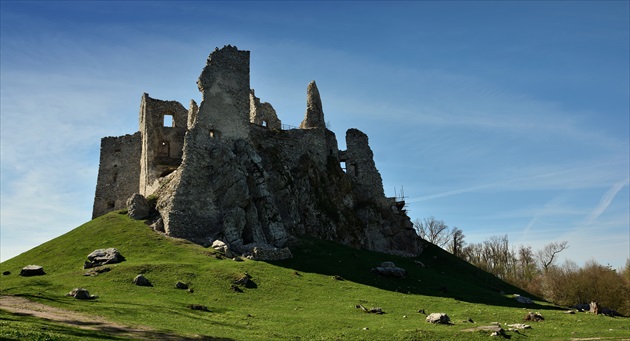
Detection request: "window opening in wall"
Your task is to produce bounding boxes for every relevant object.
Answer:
[210,130,216,138]
[163,114,174,127]
[158,140,170,157]
[262,120,268,127]
[354,164,359,176]
[340,161,347,172]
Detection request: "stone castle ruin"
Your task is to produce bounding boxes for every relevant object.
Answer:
[93,45,422,257]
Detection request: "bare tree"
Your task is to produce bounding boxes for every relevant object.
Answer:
[483,235,511,279]
[413,216,450,248]
[462,242,485,269]
[446,227,465,257]
[516,245,537,282]
[537,241,569,272]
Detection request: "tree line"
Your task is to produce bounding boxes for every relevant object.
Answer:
[413,216,630,316]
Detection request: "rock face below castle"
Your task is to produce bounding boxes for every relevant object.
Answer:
[93,45,422,257]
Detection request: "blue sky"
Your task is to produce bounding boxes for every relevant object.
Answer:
[1,1,628,268]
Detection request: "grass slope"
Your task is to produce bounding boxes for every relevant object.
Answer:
[1,212,628,340]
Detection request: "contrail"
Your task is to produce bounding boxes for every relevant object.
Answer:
[406,162,623,203]
[407,182,498,202]
[586,178,630,224]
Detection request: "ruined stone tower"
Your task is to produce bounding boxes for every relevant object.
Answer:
[93,45,422,257]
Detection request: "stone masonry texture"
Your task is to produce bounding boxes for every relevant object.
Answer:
[92,45,423,256]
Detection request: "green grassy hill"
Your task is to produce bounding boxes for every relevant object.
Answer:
[1,212,628,340]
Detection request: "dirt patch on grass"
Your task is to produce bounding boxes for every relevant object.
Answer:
[0,295,227,340]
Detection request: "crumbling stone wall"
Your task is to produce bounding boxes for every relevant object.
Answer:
[92,133,141,218]
[139,94,188,195]
[299,81,326,129]
[250,90,281,130]
[340,128,386,204]
[187,100,199,129]
[196,45,251,140]
[92,45,423,257]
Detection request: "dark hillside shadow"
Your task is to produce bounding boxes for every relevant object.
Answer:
[270,237,560,311]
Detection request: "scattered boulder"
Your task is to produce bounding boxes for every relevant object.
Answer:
[355,304,384,314]
[211,240,227,249]
[211,240,235,258]
[84,248,125,269]
[462,325,504,335]
[66,288,97,300]
[250,246,292,261]
[126,193,151,220]
[524,311,544,321]
[188,304,210,311]
[233,273,252,287]
[514,294,533,304]
[175,281,189,289]
[20,265,45,277]
[83,267,111,276]
[150,217,165,232]
[230,284,243,293]
[426,313,450,324]
[332,275,344,281]
[564,310,575,314]
[2,271,10,276]
[507,323,531,330]
[371,261,407,278]
[133,274,152,287]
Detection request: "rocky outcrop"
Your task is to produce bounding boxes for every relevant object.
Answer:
[93,45,424,258]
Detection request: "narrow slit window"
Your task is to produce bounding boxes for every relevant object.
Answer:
[340,161,347,172]
[163,114,174,127]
